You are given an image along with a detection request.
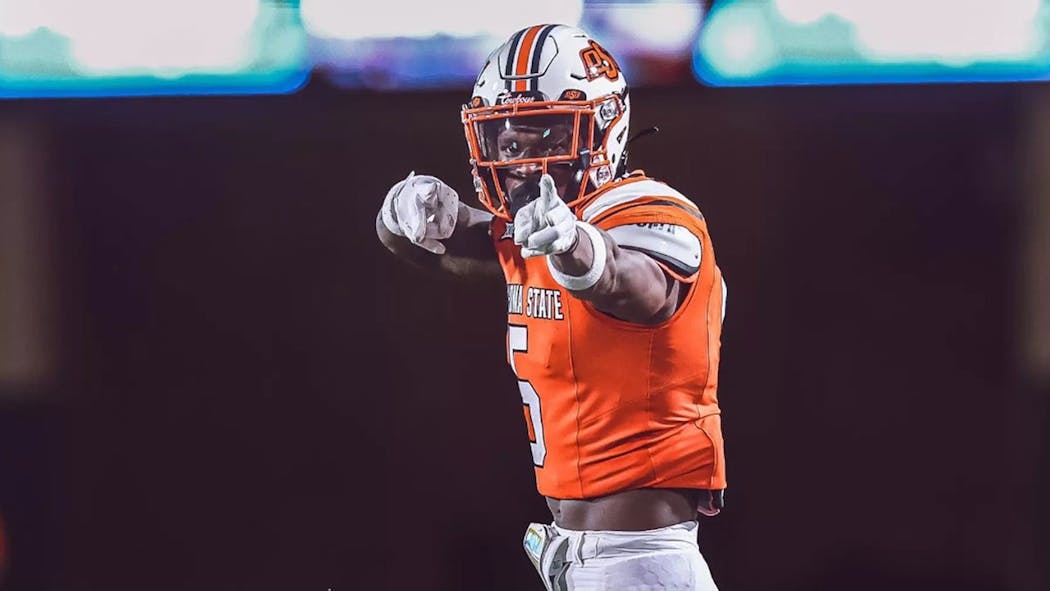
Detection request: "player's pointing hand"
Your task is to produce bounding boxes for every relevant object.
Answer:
[513,174,578,259]
[381,172,460,254]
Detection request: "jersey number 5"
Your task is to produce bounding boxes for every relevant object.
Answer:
[509,325,547,467]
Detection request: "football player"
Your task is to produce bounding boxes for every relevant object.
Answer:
[376,24,727,590]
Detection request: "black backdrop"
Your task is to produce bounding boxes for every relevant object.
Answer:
[0,81,1046,590]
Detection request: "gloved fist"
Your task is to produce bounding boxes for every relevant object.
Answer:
[513,174,579,259]
[381,171,460,254]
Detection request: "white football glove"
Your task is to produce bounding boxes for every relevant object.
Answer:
[513,174,579,259]
[381,171,460,254]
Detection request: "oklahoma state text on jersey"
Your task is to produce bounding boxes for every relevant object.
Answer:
[491,173,727,500]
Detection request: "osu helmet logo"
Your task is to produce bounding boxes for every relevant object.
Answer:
[579,41,619,82]
[559,89,586,101]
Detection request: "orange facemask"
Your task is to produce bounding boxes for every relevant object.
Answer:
[462,96,626,220]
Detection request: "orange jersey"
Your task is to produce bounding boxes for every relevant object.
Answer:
[491,173,727,500]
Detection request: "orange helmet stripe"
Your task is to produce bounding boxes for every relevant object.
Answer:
[513,25,544,92]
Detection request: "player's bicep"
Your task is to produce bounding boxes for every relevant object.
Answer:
[608,246,677,308]
[580,233,678,325]
[589,222,702,323]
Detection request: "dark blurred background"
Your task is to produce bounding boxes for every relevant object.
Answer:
[2,2,1050,590]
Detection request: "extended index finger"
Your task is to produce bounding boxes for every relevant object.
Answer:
[539,174,558,208]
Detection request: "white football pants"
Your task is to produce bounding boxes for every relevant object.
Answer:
[540,520,719,590]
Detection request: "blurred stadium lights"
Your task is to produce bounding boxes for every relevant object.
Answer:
[301,0,586,89]
[0,0,308,98]
[10,0,1050,95]
[600,1,704,55]
[307,0,706,89]
[300,0,585,41]
[0,0,707,97]
[695,0,1050,86]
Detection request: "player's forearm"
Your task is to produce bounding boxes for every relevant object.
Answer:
[376,203,501,280]
[550,226,674,323]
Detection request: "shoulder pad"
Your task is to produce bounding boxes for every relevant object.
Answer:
[606,223,701,278]
[580,179,698,223]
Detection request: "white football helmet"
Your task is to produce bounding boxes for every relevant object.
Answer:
[461,24,631,221]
